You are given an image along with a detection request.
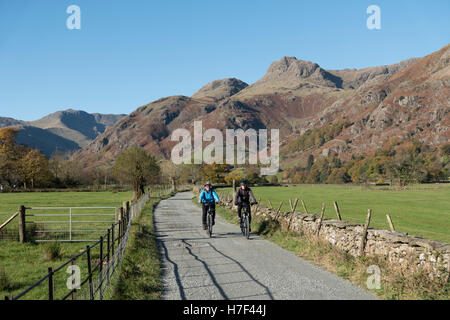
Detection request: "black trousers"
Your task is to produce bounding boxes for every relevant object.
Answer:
[202,203,216,225]
[237,203,251,224]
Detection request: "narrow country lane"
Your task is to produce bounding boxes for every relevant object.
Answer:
[155,192,376,300]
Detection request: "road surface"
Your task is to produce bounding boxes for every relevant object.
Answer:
[155,192,376,300]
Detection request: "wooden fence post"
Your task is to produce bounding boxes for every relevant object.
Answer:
[111,224,115,257]
[316,203,326,236]
[106,229,111,285]
[118,207,123,222]
[267,199,273,209]
[292,198,298,213]
[334,201,342,221]
[301,200,308,214]
[18,205,26,243]
[359,209,372,256]
[123,201,129,217]
[71,255,77,300]
[275,201,283,221]
[287,198,299,230]
[86,246,94,300]
[386,214,395,232]
[99,235,104,300]
[48,267,54,300]
[289,199,293,212]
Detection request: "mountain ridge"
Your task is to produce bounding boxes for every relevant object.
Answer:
[0,110,126,157]
[73,44,449,171]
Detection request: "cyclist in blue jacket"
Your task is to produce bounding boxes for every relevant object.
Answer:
[199,182,220,230]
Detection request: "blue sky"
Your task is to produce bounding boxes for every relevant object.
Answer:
[0,0,449,121]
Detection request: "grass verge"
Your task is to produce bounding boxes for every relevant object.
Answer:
[194,198,449,300]
[111,194,174,300]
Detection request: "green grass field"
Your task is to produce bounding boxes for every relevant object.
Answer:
[0,191,133,214]
[218,184,450,243]
[0,191,133,299]
[0,191,134,241]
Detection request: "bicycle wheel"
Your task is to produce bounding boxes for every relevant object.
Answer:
[240,216,245,235]
[207,213,213,238]
[245,215,250,239]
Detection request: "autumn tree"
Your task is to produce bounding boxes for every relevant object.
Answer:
[49,151,85,187]
[175,164,201,185]
[200,163,230,184]
[18,149,52,189]
[327,167,350,184]
[386,153,425,186]
[0,128,20,185]
[113,147,160,200]
[224,169,243,185]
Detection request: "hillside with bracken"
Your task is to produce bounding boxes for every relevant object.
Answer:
[74,45,450,175]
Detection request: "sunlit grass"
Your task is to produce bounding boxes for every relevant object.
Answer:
[217,184,450,243]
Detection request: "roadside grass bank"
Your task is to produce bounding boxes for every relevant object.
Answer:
[112,193,174,300]
[192,196,449,300]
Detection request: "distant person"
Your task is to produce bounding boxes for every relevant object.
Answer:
[234,180,257,232]
[199,182,220,230]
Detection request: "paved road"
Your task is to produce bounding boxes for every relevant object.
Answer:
[155,192,376,300]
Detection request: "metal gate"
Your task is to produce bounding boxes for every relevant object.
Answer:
[26,207,117,242]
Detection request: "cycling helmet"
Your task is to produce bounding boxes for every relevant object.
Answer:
[240,180,247,187]
[204,181,211,187]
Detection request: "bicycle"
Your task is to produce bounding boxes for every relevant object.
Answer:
[205,202,217,238]
[240,203,255,239]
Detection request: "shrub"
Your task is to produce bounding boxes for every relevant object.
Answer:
[42,242,62,261]
[268,175,279,184]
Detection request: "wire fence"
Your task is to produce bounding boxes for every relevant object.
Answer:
[148,185,174,198]
[214,189,450,243]
[4,194,149,300]
[0,212,20,241]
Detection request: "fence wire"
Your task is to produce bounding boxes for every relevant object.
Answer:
[215,189,450,242]
[0,212,19,241]
[7,193,150,300]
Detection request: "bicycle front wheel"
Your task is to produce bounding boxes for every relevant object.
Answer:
[245,216,250,239]
[208,214,213,238]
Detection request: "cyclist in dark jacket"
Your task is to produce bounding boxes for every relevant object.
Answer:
[234,180,257,231]
[199,182,220,230]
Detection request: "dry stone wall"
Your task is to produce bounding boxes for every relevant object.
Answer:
[219,198,449,279]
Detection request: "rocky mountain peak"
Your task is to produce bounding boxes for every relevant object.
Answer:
[192,78,249,101]
[264,56,320,81]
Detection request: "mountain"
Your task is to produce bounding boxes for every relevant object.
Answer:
[0,110,126,157]
[74,44,449,170]
[0,117,24,127]
[16,126,80,157]
[192,78,249,101]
